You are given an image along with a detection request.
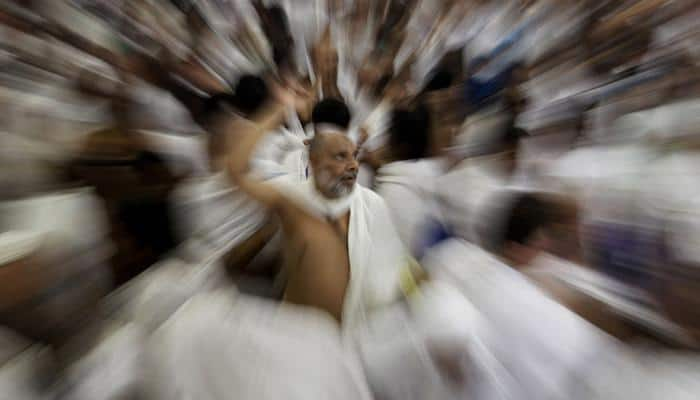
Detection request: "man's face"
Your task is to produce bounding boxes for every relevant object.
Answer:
[310,133,359,199]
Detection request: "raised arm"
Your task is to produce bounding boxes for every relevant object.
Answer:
[227,99,289,209]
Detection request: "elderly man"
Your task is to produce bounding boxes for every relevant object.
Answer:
[226,84,409,327]
[145,80,417,399]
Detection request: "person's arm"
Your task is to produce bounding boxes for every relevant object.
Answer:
[169,57,229,94]
[227,101,289,209]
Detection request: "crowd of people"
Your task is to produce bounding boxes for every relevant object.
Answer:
[1,0,700,399]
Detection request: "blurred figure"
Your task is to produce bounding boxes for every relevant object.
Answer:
[424,193,627,400]
[226,82,407,325]
[146,81,407,399]
[310,97,352,131]
[0,187,146,399]
[437,120,528,245]
[170,74,281,292]
[374,104,448,257]
[2,0,700,399]
[67,81,183,286]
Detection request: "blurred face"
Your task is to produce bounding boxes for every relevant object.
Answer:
[310,133,359,199]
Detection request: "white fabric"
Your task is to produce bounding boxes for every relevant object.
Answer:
[66,323,146,400]
[171,123,304,257]
[105,256,231,334]
[132,126,307,331]
[435,155,513,244]
[586,345,700,400]
[139,130,209,176]
[284,0,329,78]
[545,143,653,227]
[127,83,202,135]
[449,104,512,159]
[360,100,392,152]
[171,172,269,259]
[0,231,43,266]
[0,323,146,400]
[357,164,374,188]
[0,188,110,252]
[255,123,309,182]
[0,329,43,400]
[145,290,372,400]
[644,150,700,265]
[423,239,621,399]
[375,159,446,256]
[0,345,51,400]
[356,280,509,400]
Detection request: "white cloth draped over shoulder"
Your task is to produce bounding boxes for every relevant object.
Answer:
[273,178,407,334]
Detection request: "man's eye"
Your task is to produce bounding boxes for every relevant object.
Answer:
[335,154,344,160]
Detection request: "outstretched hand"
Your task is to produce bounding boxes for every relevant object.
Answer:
[270,76,315,115]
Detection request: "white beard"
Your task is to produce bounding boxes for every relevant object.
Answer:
[307,174,357,218]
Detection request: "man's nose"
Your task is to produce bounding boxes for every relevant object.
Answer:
[347,159,358,173]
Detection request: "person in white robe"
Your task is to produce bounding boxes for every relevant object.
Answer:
[436,109,525,244]
[116,76,288,327]
[422,193,628,399]
[145,85,484,400]
[428,188,700,399]
[374,104,448,257]
[0,187,151,400]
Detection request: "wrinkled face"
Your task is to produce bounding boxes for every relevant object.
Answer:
[310,132,359,199]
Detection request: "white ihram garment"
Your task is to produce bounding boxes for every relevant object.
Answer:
[423,239,621,399]
[144,179,406,399]
[375,159,445,257]
[146,290,373,400]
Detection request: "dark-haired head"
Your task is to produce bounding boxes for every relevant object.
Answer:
[232,75,269,117]
[496,195,548,252]
[201,75,268,124]
[311,98,351,129]
[266,5,290,31]
[202,75,268,170]
[389,104,432,161]
[493,193,581,267]
[423,68,454,93]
